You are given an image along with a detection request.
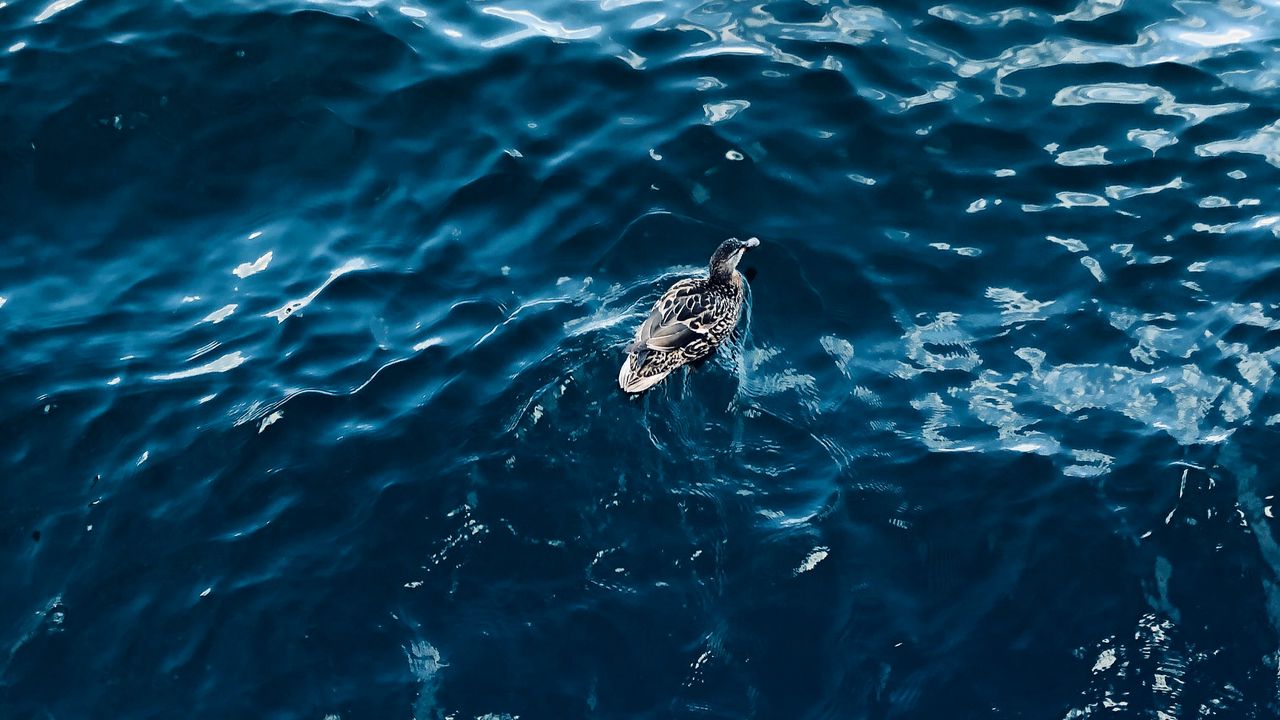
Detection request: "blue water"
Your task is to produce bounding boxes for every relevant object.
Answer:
[4,0,1280,716]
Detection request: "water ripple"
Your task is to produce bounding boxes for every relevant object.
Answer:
[6,0,1280,716]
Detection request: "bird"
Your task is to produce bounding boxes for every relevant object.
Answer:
[618,237,759,393]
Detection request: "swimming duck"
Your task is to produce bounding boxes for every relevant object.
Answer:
[618,237,759,393]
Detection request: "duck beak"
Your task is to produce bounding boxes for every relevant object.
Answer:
[744,237,760,248]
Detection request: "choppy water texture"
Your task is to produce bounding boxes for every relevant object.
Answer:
[4,0,1280,716]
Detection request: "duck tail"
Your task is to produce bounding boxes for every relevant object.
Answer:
[618,351,670,394]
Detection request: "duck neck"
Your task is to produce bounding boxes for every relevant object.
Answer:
[710,261,737,285]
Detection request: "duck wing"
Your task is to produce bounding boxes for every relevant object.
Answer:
[626,279,710,354]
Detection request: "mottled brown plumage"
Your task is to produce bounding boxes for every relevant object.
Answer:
[618,237,759,393]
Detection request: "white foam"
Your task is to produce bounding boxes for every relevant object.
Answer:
[1048,235,1088,253]
[151,351,247,381]
[258,411,283,433]
[266,258,369,322]
[1196,120,1280,167]
[703,100,749,124]
[795,547,829,574]
[233,251,272,278]
[1056,145,1110,166]
[1127,128,1177,154]
[480,7,600,48]
[986,287,1055,325]
[1081,256,1106,282]
[412,336,444,352]
[202,304,237,324]
[1054,83,1247,126]
[34,0,81,23]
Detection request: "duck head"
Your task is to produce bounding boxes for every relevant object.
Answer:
[709,237,760,283]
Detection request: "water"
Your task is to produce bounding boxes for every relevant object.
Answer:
[3,0,1280,716]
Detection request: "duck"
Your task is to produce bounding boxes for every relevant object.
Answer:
[618,237,759,393]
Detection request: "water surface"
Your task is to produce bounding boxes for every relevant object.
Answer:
[3,0,1280,717]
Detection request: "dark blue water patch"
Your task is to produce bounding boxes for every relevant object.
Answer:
[6,0,1280,717]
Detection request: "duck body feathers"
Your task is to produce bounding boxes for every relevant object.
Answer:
[618,273,745,393]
